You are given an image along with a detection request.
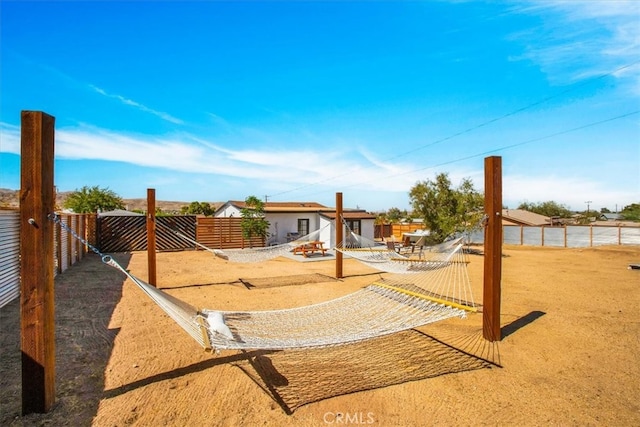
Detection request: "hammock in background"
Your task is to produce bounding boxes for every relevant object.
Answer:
[335,229,465,274]
[158,221,329,263]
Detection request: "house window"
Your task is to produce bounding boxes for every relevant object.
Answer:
[345,219,361,235]
[298,219,309,236]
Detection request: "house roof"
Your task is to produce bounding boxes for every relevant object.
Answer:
[320,210,377,220]
[214,200,377,219]
[502,209,550,226]
[217,200,333,214]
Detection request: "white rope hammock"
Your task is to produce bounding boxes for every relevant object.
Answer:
[335,231,465,274]
[51,212,476,353]
[103,241,475,352]
[158,221,329,263]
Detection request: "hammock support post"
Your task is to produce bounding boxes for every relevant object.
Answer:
[147,188,157,287]
[19,111,56,414]
[483,156,502,342]
[336,192,343,279]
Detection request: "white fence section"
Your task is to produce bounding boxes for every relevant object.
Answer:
[0,210,20,308]
[469,225,640,247]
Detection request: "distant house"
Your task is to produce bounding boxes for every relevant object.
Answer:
[213,200,376,247]
[600,213,622,221]
[501,209,552,226]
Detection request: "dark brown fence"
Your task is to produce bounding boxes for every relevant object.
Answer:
[95,215,265,252]
[374,224,392,239]
[97,215,197,252]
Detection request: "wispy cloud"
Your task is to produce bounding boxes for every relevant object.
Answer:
[511,1,640,89]
[0,123,20,154]
[4,123,414,193]
[90,85,184,125]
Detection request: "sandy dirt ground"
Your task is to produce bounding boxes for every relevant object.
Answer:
[1,244,639,426]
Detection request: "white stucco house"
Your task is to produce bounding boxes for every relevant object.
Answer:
[213,201,377,248]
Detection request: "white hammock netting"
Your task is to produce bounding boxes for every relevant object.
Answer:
[104,241,475,352]
[335,232,465,274]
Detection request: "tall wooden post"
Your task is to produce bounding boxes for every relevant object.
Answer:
[335,192,343,279]
[147,188,157,287]
[20,111,56,414]
[483,156,502,342]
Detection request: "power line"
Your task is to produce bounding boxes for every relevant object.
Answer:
[266,60,640,200]
[280,109,640,198]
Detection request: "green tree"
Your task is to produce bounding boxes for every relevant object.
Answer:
[181,201,214,216]
[240,195,270,246]
[517,201,573,218]
[63,185,124,213]
[385,207,405,223]
[409,173,484,244]
[620,203,640,221]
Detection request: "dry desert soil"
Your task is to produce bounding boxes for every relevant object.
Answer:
[1,244,639,426]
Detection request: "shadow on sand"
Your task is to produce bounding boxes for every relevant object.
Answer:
[233,327,501,414]
[0,253,130,426]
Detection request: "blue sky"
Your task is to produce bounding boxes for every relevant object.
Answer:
[1,1,638,212]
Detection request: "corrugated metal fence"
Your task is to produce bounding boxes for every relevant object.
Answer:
[0,211,94,309]
[0,210,20,308]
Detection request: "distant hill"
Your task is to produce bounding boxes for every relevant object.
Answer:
[0,189,223,213]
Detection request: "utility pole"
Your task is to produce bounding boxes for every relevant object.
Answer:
[585,200,592,214]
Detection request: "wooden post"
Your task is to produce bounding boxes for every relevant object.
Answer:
[20,111,56,414]
[618,225,622,245]
[65,215,72,270]
[56,219,62,275]
[147,188,157,287]
[335,192,343,279]
[483,156,502,342]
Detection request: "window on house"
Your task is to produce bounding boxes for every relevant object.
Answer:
[297,219,309,236]
[346,219,361,235]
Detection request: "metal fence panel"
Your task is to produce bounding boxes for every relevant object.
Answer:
[0,210,20,308]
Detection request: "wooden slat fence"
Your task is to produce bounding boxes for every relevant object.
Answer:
[54,213,95,275]
[374,223,392,239]
[390,223,424,241]
[97,215,197,252]
[197,217,265,250]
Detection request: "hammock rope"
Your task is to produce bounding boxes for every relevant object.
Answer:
[334,220,465,274]
[157,220,331,263]
[103,241,475,352]
[51,213,477,353]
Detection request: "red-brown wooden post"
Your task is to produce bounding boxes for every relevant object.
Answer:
[65,215,72,270]
[335,192,343,279]
[20,111,56,414]
[618,225,622,245]
[147,189,157,286]
[56,219,62,275]
[483,156,502,342]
